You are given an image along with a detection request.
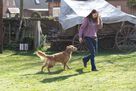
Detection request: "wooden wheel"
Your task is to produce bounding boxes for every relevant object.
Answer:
[115,25,136,52]
[72,34,88,52]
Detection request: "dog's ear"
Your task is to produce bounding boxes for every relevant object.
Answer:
[33,50,41,54]
[69,45,77,51]
[67,45,73,48]
[66,45,70,49]
[66,45,71,52]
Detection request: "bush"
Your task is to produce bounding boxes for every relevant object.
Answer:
[21,37,34,50]
[127,0,136,7]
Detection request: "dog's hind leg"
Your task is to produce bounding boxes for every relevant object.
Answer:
[63,63,66,70]
[47,65,54,73]
[47,67,51,73]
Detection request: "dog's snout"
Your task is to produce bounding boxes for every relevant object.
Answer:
[75,47,77,51]
[73,46,77,51]
[66,45,77,51]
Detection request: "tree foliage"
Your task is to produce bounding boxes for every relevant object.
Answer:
[127,0,136,7]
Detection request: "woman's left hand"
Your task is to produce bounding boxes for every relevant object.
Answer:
[79,38,83,43]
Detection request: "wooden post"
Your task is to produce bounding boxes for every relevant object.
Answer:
[0,0,3,53]
[33,21,42,49]
[15,0,23,42]
[51,0,54,16]
[20,0,23,19]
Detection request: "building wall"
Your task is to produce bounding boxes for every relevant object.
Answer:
[48,2,60,16]
[3,0,16,17]
[107,0,136,15]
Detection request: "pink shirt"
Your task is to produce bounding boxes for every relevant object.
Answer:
[78,17,103,38]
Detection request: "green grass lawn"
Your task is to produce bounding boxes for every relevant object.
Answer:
[0,50,136,91]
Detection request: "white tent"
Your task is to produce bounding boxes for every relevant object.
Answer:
[59,0,136,30]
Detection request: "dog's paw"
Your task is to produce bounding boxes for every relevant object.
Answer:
[48,72,52,74]
[68,67,72,70]
[36,71,45,74]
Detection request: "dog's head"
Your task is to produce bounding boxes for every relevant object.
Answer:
[66,45,77,53]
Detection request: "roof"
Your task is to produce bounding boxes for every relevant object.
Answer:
[59,0,136,29]
[46,0,61,2]
[26,9,48,12]
[7,8,20,13]
[15,0,48,9]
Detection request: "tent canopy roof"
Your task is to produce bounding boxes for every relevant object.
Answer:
[59,0,136,30]
[7,8,20,14]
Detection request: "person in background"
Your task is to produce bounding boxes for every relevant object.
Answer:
[78,9,103,71]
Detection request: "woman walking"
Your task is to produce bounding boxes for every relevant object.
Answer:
[78,9,103,71]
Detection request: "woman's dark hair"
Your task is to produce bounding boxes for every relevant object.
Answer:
[87,9,98,23]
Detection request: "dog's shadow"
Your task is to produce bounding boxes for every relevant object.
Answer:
[36,69,64,75]
[41,68,90,83]
[41,73,78,83]
[21,69,64,76]
[21,68,90,83]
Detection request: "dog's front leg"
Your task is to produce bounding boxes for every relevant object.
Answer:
[64,63,71,70]
[41,63,46,72]
[66,64,71,69]
[41,65,46,72]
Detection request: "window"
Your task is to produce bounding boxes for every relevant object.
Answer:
[35,0,40,4]
[117,5,121,11]
[53,7,60,17]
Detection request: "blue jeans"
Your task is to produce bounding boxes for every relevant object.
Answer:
[83,37,97,70]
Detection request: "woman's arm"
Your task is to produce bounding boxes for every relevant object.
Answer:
[97,16,103,29]
[78,17,88,38]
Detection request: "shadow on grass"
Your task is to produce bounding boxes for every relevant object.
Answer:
[113,54,136,61]
[97,53,136,64]
[75,68,90,74]
[41,68,89,83]
[8,51,35,57]
[36,69,64,75]
[21,69,64,76]
[97,60,114,64]
[41,74,78,83]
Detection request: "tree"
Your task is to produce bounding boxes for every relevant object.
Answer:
[127,0,136,7]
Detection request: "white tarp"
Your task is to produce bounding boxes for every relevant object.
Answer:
[59,0,136,30]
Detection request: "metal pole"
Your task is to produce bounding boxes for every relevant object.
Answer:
[0,0,3,53]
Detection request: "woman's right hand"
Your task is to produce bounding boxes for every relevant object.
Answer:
[79,38,83,43]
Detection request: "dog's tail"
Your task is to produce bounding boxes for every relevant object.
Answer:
[35,51,47,60]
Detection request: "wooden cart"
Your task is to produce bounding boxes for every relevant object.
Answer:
[72,22,136,52]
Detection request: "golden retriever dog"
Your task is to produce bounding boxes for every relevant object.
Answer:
[36,45,77,73]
